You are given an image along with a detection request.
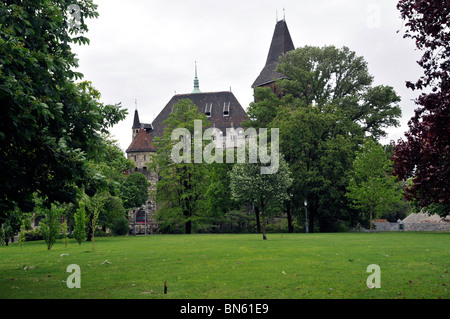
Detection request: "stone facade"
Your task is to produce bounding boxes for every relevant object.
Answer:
[127,167,159,235]
[356,213,450,232]
[402,212,450,232]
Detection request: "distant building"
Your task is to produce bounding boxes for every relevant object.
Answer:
[125,18,297,234]
[252,19,295,97]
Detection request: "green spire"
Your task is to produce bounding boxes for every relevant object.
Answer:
[192,61,201,94]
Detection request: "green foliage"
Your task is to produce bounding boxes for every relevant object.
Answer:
[87,191,108,251]
[150,99,211,234]
[0,1,127,222]
[229,152,292,239]
[272,105,361,232]
[73,201,87,245]
[110,216,130,236]
[60,220,69,248]
[346,139,404,231]
[22,227,43,242]
[18,221,26,250]
[277,45,401,139]
[0,206,22,245]
[121,172,149,209]
[40,202,64,250]
[205,160,238,220]
[243,87,285,130]
[244,45,403,232]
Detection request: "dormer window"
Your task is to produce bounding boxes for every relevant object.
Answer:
[223,102,230,117]
[205,103,212,117]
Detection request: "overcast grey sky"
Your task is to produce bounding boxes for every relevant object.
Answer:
[72,0,424,152]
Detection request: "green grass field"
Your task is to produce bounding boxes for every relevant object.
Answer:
[0,232,448,299]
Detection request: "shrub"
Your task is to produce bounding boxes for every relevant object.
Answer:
[23,228,43,242]
[110,216,130,236]
[40,203,63,250]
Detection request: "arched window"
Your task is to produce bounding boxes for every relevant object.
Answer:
[136,210,146,223]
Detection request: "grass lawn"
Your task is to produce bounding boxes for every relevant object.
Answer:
[0,232,448,299]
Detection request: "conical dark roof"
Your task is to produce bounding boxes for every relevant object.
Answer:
[132,109,141,129]
[252,20,295,88]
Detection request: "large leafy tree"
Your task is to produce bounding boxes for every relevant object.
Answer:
[150,99,210,234]
[250,46,401,232]
[0,1,127,224]
[276,45,402,140]
[272,105,362,232]
[393,0,450,215]
[346,139,404,232]
[229,152,292,240]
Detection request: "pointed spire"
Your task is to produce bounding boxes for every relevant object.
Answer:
[192,61,201,94]
[132,108,141,129]
[252,19,295,88]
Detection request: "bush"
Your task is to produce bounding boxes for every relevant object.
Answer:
[41,203,63,250]
[23,228,43,242]
[110,216,130,236]
[94,229,110,237]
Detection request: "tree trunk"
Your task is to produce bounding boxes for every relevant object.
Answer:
[253,203,261,233]
[286,202,293,233]
[87,214,93,241]
[260,199,267,240]
[91,219,96,252]
[185,218,192,234]
[309,203,316,233]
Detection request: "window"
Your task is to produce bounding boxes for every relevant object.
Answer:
[223,102,230,116]
[205,103,212,117]
[136,210,146,223]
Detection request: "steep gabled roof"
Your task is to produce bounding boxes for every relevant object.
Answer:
[151,91,248,138]
[132,109,141,129]
[252,19,295,88]
[126,129,156,153]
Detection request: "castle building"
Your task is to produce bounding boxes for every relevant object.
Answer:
[125,18,296,234]
[252,18,295,97]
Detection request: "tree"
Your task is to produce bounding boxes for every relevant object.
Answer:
[60,220,69,248]
[229,151,292,240]
[247,45,402,232]
[277,45,402,139]
[0,1,127,225]
[244,87,285,130]
[73,200,87,245]
[272,105,361,232]
[150,99,210,234]
[205,158,239,230]
[346,139,404,232]
[121,172,149,210]
[393,0,450,215]
[87,192,107,252]
[40,202,64,250]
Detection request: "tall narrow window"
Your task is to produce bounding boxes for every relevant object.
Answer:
[205,103,212,117]
[223,102,230,116]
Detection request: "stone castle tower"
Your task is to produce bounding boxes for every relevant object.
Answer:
[252,18,295,98]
